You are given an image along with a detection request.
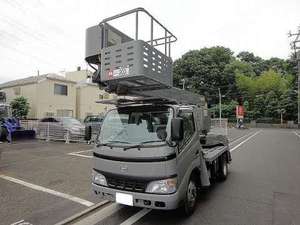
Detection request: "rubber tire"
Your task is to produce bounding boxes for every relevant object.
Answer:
[218,154,228,181]
[0,127,8,141]
[183,175,198,216]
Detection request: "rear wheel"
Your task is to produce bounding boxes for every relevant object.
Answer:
[218,154,228,181]
[183,175,198,216]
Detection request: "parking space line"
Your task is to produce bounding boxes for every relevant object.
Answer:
[293,131,300,139]
[0,174,94,207]
[72,203,123,225]
[230,130,262,153]
[68,150,93,159]
[119,208,152,225]
[10,220,33,225]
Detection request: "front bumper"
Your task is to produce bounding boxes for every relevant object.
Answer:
[92,183,181,210]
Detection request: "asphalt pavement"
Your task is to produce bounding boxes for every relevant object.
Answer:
[1,128,300,225]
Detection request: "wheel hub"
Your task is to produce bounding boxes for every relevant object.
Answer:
[187,181,197,207]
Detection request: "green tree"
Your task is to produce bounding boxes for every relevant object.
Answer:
[173,46,234,104]
[10,96,30,119]
[237,51,266,75]
[224,60,256,78]
[278,89,298,121]
[256,70,292,95]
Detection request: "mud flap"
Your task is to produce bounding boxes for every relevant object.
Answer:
[199,151,210,187]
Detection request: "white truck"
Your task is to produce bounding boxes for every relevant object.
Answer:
[85,8,231,215]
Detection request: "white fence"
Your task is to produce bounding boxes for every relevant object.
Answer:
[210,118,228,136]
[20,120,86,143]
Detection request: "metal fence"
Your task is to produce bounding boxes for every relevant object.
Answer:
[210,118,228,136]
[20,120,86,143]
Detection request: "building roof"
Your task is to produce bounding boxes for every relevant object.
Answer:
[0,73,76,89]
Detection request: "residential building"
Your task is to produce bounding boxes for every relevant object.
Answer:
[0,70,114,120]
[0,74,76,119]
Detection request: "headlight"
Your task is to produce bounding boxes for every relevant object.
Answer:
[92,170,107,186]
[146,177,177,194]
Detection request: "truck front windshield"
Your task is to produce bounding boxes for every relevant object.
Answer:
[99,106,172,145]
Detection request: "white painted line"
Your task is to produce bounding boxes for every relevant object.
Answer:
[70,149,93,154]
[68,153,93,159]
[229,131,255,145]
[293,131,300,138]
[119,208,152,225]
[230,130,262,153]
[10,220,33,225]
[74,203,123,225]
[0,175,94,207]
[68,149,93,159]
[10,220,24,225]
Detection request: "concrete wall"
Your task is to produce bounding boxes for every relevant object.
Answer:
[65,70,92,83]
[36,79,76,118]
[228,121,299,129]
[76,84,114,121]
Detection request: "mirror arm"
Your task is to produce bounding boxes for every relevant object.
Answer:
[166,139,177,147]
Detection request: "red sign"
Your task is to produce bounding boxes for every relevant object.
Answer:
[236,105,245,118]
[107,70,113,79]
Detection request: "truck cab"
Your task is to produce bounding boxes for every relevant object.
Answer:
[92,101,231,214]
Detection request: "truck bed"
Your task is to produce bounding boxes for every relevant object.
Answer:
[201,133,230,162]
[202,145,229,162]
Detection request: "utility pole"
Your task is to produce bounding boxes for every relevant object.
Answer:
[289,26,300,127]
[218,88,222,127]
[181,79,186,90]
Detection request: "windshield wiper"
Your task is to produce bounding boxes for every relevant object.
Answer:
[96,141,130,148]
[96,143,112,147]
[123,140,164,151]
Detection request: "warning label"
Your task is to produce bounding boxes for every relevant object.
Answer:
[108,65,129,78]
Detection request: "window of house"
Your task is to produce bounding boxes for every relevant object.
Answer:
[54,84,68,96]
[103,93,109,99]
[45,112,54,117]
[13,87,21,95]
[178,111,195,151]
[57,109,73,117]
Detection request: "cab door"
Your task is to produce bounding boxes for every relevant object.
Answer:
[176,109,201,190]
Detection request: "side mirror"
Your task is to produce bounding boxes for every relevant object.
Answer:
[85,126,92,141]
[171,118,184,142]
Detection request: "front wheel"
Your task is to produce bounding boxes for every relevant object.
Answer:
[183,176,198,216]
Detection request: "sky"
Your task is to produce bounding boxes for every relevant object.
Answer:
[0,0,299,83]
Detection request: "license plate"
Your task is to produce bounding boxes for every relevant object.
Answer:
[116,192,133,206]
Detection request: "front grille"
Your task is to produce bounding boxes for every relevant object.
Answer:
[106,176,147,193]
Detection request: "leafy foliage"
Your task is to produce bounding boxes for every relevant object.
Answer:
[174,47,298,121]
[10,96,30,119]
[173,47,234,103]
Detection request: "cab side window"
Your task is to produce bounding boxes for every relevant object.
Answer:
[178,112,195,150]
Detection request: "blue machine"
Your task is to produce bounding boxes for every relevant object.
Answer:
[0,92,35,142]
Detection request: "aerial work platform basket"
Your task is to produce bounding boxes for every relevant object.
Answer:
[85,8,177,93]
[85,8,206,106]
